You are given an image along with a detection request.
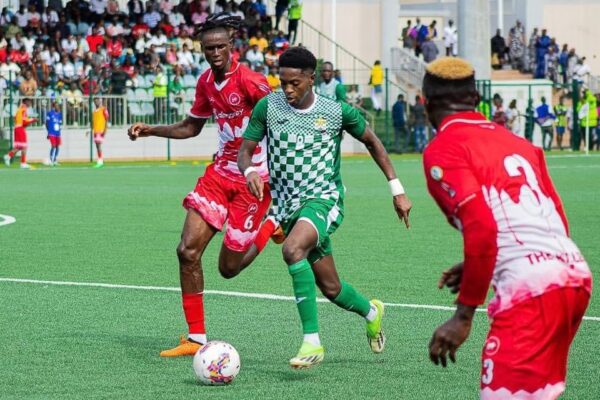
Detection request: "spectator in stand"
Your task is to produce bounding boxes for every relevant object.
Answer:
[177,43,196,74]
[245,44,265,70]
[90,0,108,23]
[558,44,569,85]
[508,20,525,71]
[443,19,457,57]
[165,43,178,66]
[526,28,538,73]
[19,70,38,96]
[128,0,144,20]
[55,53,77,85]
[415,18,429,58]
[264,44,279,68]
[249,31,268,52]
[15,6,28,31]
[143,5,161,29]
[573,57,591,84]
[287,0,302,45]
[392,94,408,153]
[64,82,84,124]
[254,0,267,18]
[402,20,414,51]
[275,0,289,31]
[535,29,551,79]
[545,46,559,84]
[266,66,280,91]
[272,30,289,50]
[491,94,507,127]
[491,29,507,69]
[421,36,438,63]
[109,60,129,95]
[86,26,104,53]
[427,20,438,39]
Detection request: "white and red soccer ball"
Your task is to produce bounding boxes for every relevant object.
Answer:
[193,341,241,385]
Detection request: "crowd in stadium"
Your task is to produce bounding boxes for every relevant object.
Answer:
[0,0,304,98]
[490,21,592,86]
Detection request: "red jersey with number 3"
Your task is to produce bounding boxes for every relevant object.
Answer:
[189,60,271,183]
[423,112,592,318]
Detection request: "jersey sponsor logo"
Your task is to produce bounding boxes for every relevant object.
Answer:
[247,203,258,214]
[228,92,241,106]
[484,336,501,356]
[215,109,245,119]
[430,165,443,181]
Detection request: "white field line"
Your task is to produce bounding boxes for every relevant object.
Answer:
[0,214,16,227]
[1,277,598,322]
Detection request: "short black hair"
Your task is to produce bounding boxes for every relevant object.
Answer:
[321,61,333,68]
[279,47,317,72]
[199,12,242,39]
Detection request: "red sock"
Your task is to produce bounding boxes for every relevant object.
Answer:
[8,151,14,158]
[254,218,277,252]
[21,153,26,163]
[182,293,205,334]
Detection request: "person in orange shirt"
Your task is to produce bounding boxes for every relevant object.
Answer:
[91,98,109,168]
[4,99,38,169]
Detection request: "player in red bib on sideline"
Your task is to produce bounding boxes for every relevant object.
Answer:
[4,99,38,169]
[422,58,592,399]
[127,13,272,357]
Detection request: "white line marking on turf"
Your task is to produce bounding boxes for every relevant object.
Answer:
[0,214,16,227]
[0,277,598,321]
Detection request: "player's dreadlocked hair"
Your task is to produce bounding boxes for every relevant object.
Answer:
[278,47,317,72]
[422,57,479,108]
[198,12,242,39]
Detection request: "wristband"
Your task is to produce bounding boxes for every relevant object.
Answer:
[244,166,258,177]
[388,178,405,196]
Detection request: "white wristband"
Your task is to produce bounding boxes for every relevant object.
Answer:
[244,166,258,177]
[388,178,405,196]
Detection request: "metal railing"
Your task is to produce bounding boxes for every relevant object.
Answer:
[390,47,428,89]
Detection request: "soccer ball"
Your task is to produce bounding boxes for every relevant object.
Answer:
[193,341,241,385]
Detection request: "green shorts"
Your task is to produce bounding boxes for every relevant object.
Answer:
[281,198,344,264]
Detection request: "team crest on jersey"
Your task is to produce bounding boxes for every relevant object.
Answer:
[314,116,327,132]
[247,203,258,214]
[228,93,241,106]
[430,166,443,181]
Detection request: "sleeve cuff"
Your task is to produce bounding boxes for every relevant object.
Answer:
[188,111,211,119]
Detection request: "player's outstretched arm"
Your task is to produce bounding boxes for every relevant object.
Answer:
[358,127,412,228]
[238,139,264,202]
[127,116,207,141]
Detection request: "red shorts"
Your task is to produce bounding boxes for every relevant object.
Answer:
[480,287,590,400]
[48,136,61,147]
[14,127,27,150]
[182,164,271,252]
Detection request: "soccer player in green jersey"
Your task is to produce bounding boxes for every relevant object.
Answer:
[317,61,346,102]
[238,47,412,369]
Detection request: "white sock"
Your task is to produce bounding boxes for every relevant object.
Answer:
[188,333,207,344]
[303,333,321,346]
[365,304,378,322]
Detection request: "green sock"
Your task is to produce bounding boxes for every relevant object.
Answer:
[333,280,372,317]
[288,259,319,334]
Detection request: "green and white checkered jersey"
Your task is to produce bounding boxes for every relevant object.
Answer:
[317,80,346,103]
[244,92,366,222]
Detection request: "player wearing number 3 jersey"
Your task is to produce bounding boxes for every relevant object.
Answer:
[127,14,272,357]
[422,58,592,399]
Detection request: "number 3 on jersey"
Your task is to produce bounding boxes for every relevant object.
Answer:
[481,358,494,385]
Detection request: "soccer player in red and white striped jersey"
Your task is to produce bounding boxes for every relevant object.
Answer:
[422,58,592,399]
